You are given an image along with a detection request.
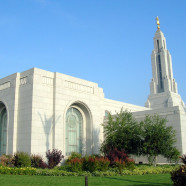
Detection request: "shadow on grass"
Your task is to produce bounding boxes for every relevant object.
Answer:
[104,176,172,186]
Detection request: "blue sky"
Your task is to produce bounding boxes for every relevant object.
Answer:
[0,0,186,106]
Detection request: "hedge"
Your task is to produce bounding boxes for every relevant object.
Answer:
[0,167,36,175]
[0,165,178,176]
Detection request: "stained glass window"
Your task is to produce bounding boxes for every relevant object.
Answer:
[66,107,83,156]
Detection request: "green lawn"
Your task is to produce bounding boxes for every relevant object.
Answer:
[0,174,172,186]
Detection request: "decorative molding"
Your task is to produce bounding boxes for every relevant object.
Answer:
[42,76,53,86]
[64,80,93,94]
[20,77,27,85]
[0,82,11,91]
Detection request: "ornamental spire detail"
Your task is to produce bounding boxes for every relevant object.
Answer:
[156,16,160,30]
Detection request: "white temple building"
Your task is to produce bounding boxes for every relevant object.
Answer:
[0,19,185,161]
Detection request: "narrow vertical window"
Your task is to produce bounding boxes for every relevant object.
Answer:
[157,40,160,52]
[0,104,7,155]
[158,55,163,89]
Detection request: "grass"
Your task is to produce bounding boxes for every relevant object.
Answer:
[0,174,172,186]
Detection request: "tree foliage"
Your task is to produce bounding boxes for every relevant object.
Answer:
[101,109,142,155]
[140,115,179,165]
[101,109,179,166]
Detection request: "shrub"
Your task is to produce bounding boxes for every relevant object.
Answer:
[0,155,14,167]
[82,156,110,172]
[31,154,42,168]
[67,158,83,172]
[114,158,125,174]
[67,155,110,172]
[46,149,64,169]
[106,148,134,167]
[67,152,82,162]
[84,156,99,172]
[13,152,31,168]
[31,154,47,169]
[0,164,177,176]
[66,152,132,173]
[106,148,129,166]
[105,148,135,173]
[181,154,186,165]
[0,166,36,175]
[97,157,110,171]
[125,158,135,170]
[171,165,186,186]
[171,154,186,186]
[39,160,48,169]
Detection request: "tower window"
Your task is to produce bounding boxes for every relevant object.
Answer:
[157,40,160,52]
[158,55,163,90]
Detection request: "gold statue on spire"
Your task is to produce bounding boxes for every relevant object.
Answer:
[156,16,160,30]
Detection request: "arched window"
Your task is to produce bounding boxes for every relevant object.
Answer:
[65,107,83,156]
[0,104,7,155]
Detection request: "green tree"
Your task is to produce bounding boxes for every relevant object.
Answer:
[140,115,179,166]
[164,147,180,164]
[101,109,142,155]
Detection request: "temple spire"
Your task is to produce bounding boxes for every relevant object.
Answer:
[145,17,185,109]
[156,16,160,30]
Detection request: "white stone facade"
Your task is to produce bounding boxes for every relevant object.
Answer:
[0,26,185,160]
[0,68,147,157]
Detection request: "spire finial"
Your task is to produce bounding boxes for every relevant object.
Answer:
[156,16,160,30]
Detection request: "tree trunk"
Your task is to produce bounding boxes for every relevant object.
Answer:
[154,156,157,166]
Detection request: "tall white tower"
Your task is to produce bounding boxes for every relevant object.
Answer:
[146,17,185,110]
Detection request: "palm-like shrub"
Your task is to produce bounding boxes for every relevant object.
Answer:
[46,149,64,169]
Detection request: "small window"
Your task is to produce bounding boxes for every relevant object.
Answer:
[105,111,109,117]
